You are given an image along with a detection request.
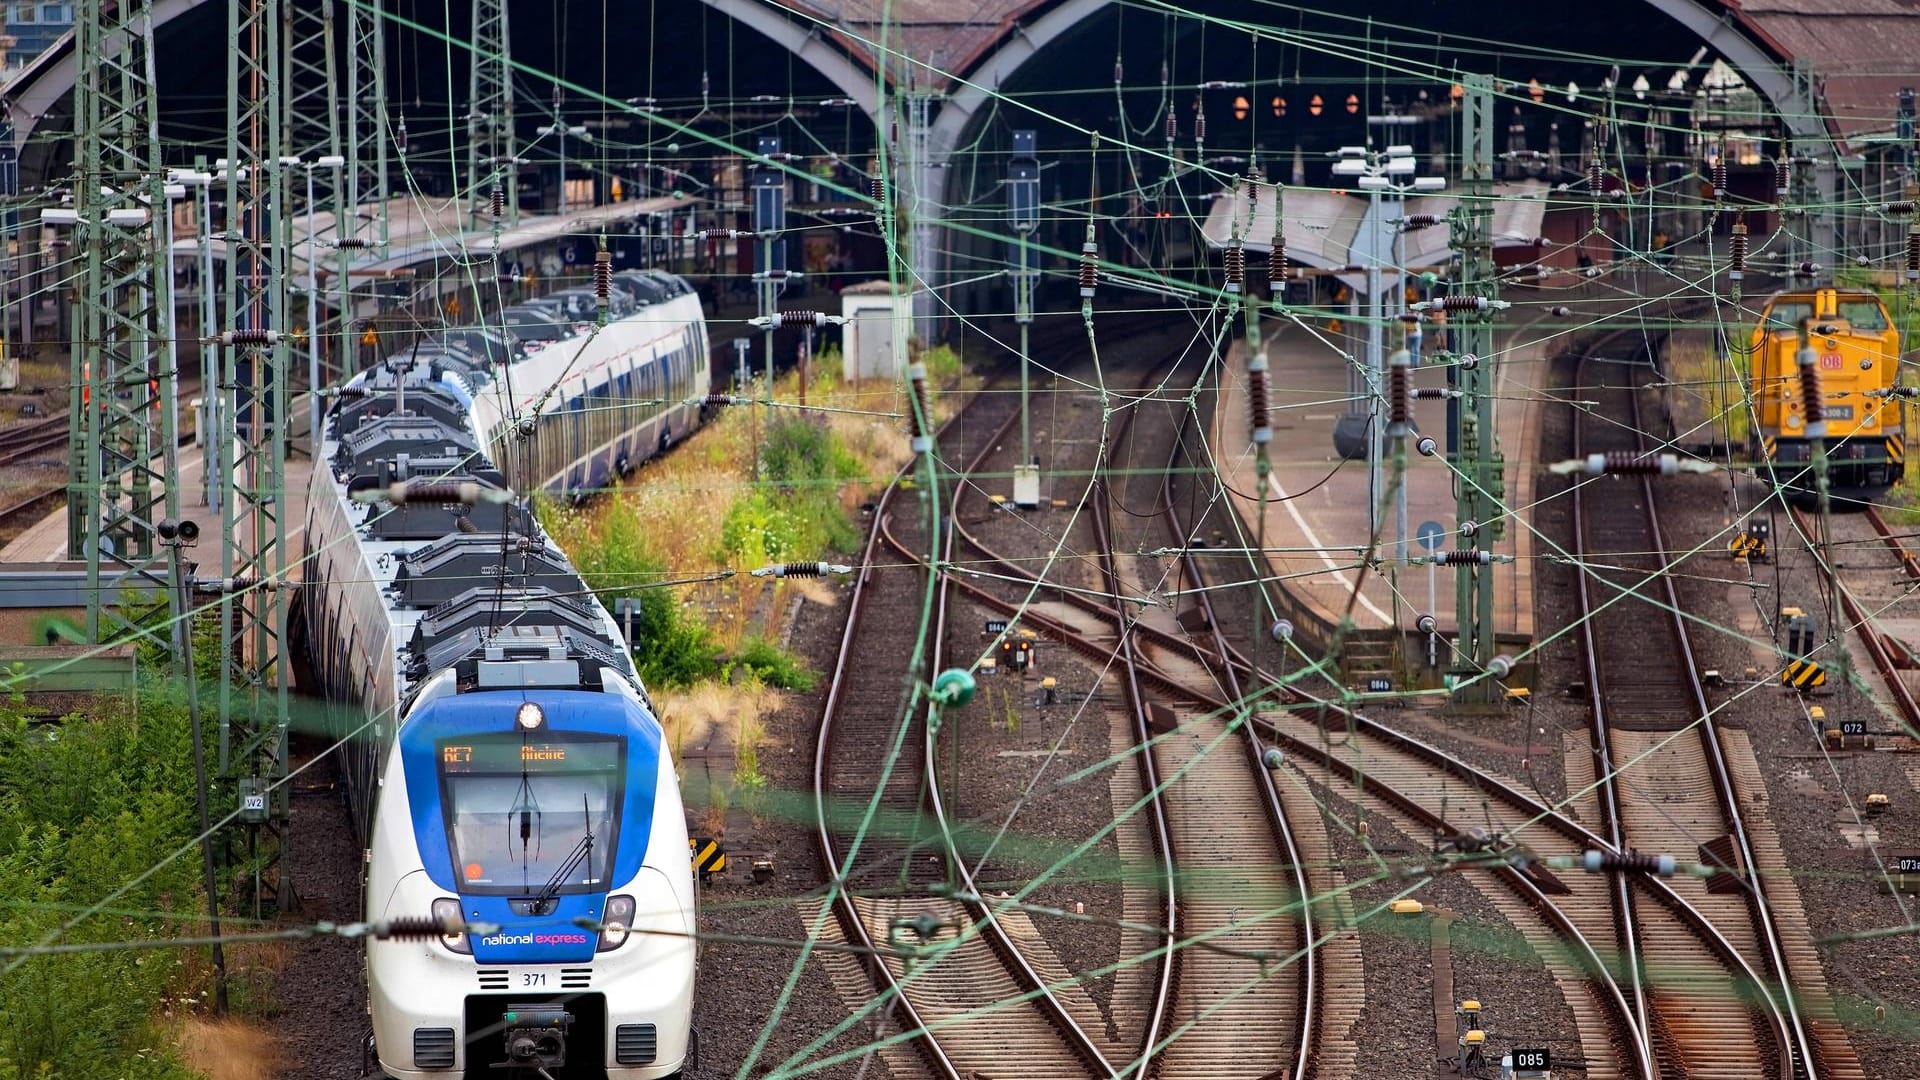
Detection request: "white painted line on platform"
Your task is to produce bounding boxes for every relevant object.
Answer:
[1267,472,1397,628]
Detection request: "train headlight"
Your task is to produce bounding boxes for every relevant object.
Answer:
[598,894,636,951]
[515,702,546,731]
[432,897,472,954]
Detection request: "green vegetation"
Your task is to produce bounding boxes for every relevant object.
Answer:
[734,412,862,558]
[918,342,966,385]
[732,636,819,691]
[0,689,212,1079]
[544,490,725,689]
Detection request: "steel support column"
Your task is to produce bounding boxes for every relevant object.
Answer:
[220,0,292,888]
[67,0,180,646]
[468,0,517,224]
[1450,74,1501,703]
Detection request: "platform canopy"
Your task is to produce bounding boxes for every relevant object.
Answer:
[1199,180,1552,293]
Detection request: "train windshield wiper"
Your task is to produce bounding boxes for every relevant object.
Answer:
[527,798,595,917]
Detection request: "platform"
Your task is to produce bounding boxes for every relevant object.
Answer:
[1211,318,1541,657]
[0,441,313,576]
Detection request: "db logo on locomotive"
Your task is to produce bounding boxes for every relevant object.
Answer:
[1819,352,1843,370]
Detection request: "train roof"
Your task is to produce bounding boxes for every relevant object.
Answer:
[319,342,642,710]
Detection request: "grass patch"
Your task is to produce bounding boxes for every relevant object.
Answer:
[732,636,819,691]
[0,688,222,1079]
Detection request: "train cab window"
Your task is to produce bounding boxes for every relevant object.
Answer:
[1764,302,1814,331]
[436,734,623,896]
[1839,301,1889,331]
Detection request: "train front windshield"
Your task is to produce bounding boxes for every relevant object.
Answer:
[437,734,623,895]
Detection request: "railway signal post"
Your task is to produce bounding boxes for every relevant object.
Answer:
[1009,129,1041,508]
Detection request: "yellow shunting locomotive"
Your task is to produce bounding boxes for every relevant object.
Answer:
[1748,287,1905,505]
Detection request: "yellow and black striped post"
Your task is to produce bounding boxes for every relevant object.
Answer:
[1783,658,1827,690]
[689,836,727,880]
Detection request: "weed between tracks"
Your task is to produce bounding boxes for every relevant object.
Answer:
[541,354,973,833]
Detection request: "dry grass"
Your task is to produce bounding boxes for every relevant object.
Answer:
[655,676,789,833]
[175,1016,281,1080]
[574,360,967,654]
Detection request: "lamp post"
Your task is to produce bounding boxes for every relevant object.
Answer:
[537,122,592,213]
[173,166,219,510]
[1329,145,1445,558]
[302,156,345,445]
[1008,129,1041,508]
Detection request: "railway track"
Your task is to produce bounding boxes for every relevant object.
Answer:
[1081,351,1314,1078]
[1785,502,1920,733]
[822,307,1858,1080]
[812,375,1111,1080]
[1569,346,1851,1079]
[0,416,68,467]
[891,315,1651,1078]
[826,313,1325,1077]
[813,310,1191,1079]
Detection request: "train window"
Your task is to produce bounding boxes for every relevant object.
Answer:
[1764,302,1813,331]
[437,733,624,895]
[1840,301,1889,331]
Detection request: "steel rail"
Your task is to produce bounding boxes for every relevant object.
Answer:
[1793,503,1920,735]
[1086,478,1182,1075]
[1152,404,1317,1080]
[1575,351,1812,1080]
[812,461,965,1080]
[1863,505,1920,581]
[1568,351,1664,1079]
[923,393,1120,1079]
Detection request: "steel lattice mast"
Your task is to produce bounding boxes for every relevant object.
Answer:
[66,0,181,645]
[283,1,341,213]
[339,0,390,382]
[219,0,292,865]
[344,0,390,248]
[468,0,517,224]
[1448,73,1502,704]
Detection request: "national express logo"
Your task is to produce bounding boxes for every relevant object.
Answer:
[481,931,592,947]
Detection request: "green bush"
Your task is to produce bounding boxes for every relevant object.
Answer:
[732,636,819,691]
[761,412,860,492]
[723,415,861,567]
[0,694,209,1079]
[557,491,724,690]
[917,342,965,385]
[719,490,807,568]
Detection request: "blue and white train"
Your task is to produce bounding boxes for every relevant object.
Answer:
[300,271,709,1078]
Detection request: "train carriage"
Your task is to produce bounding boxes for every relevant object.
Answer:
[300,274,708,1078]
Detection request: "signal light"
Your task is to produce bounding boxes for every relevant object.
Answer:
[1000,637,1033,673]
